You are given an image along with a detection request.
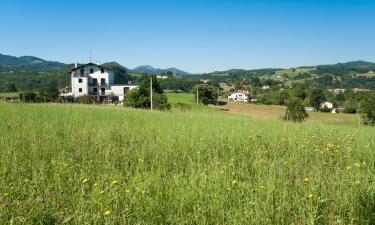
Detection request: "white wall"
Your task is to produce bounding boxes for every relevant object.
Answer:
[71,76,88,96]
[71,64,114,97]
[110,85,138,101]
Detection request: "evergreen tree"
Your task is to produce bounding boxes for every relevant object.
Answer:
[283,97,308,122]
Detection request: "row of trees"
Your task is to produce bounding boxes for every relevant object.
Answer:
[283,92,375,125]
[19,81,59,103]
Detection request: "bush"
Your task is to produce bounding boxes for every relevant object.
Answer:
[360,93,375,126]
[320,106,332,113]
[201,97,210,105]
[124,76,171,111]
[283,98,308,122]
[153,93,171,111]
[20,92,37,103]
[77,95,96,104]
[344,105,357,114]
[175,102,191,112]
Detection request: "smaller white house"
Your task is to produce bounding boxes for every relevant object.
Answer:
[321,101,334,109]
[156,75,169,79]
[228,92,249,102]
[262,85,271,90]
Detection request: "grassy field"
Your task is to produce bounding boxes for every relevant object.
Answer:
[0,97,374,224]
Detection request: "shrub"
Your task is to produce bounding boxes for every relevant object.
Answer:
[175,102,191,112]
[20,92,37,103]
[153,93,171,111]
[283,97,308,122]
[344,105,357,114]
[360,93,375,126]
[201,97,210,105]
[124,76,171,111]
[320,106,332,113]
[77,95,96,104]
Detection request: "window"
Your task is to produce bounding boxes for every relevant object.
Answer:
[124,87,130,95]
[101,68,105,73]
[78,78,82,83]
[93,88,98,93]
[93,78,98,86]
[80,69,84,75]
[101,78,106,85]
[101,88,105,94]
[90,68,94,74]
[79,88,82,93]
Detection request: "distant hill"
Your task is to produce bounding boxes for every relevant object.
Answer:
[316,61,375,75]
[0,53,67,72]
[132,65,190,76]
[102,62,129,70]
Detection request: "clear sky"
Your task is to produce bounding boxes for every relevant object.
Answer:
[1,0,375,73]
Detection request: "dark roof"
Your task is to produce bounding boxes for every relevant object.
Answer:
[71,63,112,72]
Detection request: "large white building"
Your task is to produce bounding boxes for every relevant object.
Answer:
[71,63,137,102]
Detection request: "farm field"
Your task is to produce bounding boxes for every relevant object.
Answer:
[167,93,359,126]
[0,98,374,224]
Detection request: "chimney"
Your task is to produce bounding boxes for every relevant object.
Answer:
[97,61,101,66]
[74,62,78,68]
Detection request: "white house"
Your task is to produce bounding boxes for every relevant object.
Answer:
[320,101,334,109]
[71,63,137,102]
[228,92,249,102]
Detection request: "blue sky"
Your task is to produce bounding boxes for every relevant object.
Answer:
[1,0,375,73]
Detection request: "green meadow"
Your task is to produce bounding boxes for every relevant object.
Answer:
[0,96,374,224]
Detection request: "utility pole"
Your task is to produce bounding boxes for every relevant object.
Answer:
[150,77,153,111]
[196,84,199,104]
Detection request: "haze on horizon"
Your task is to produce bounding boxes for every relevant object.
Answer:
[1,0,375,73]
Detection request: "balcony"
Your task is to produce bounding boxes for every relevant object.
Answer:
[88,83,108,87]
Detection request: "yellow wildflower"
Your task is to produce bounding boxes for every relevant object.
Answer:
[82,178,88,184]
[3,193,9,197]
[103,210,111,216]
[354,163,361,168]
[354,181,360,185]
[99,191,105,194]
[111,180,118,186]
[93,183,98,187]
[303,177,309,183]
[124,188,131,193]
[346,166,352,170]
[231,180,237,186]
[308,194,313,199]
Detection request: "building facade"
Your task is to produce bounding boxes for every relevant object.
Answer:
[71,63,137,102]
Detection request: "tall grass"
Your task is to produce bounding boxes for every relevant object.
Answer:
[0,102,374,224]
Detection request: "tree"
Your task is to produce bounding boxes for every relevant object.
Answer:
[310,88,326,110]
[360,93,375,126]
[40,80,59,101]
[124,75,170,110]
[294,87,307,100]
[194,84,218,104]
[278,91,290,105]
[5,83,17,92]
[283,97,308,122]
